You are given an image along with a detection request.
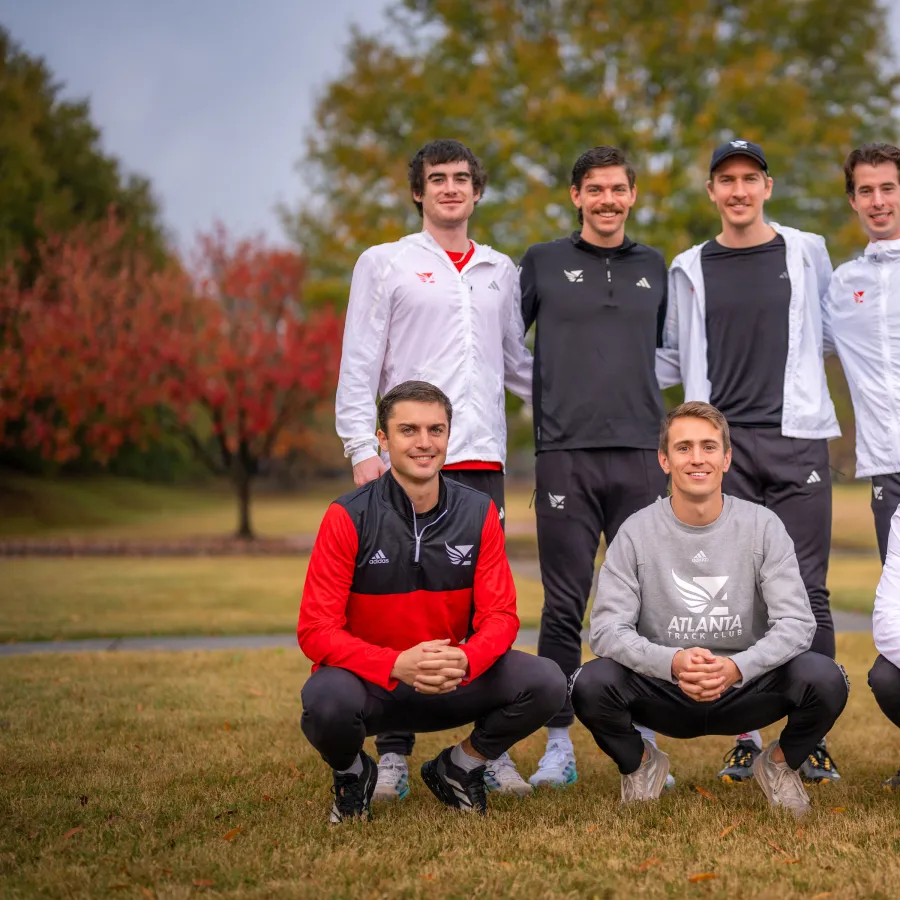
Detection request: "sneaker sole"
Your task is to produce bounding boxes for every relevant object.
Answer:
[486,783,534,797]
[372,783,410,802]
[528,771,578,790]
[719,773,754,784]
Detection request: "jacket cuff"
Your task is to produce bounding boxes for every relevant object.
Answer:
[350,445,379,467]
[645,644,681,683]
[728,650,760,688]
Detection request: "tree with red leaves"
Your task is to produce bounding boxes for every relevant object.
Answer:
[0,217,343,539]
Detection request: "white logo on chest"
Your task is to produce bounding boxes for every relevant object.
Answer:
[672,570,729,615]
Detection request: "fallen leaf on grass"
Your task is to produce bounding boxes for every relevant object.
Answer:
[829,807,846,814]
[499,862,513,871]
[636,858,661,871]
[585,825,597,832]
[687,873,716,883]
[140,888,154,898]
[248,689,263,697]
[693,785,717,801]
[263,795,275,801]
[766,840,790,858]
[718,825,737,839]
[781,858,801,865]
[420,873,435,881]
[795,827,804,838]
[222,827,243,841]
[63,827,82,839]
[137,704,143,712]
[193,880,214,887]
[223,722,231,732]
[289,764,302,778]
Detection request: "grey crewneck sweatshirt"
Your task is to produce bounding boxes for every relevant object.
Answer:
[588,495,815,686]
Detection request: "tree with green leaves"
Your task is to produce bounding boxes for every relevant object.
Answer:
[0,26,167,271]
[287,0,898,300]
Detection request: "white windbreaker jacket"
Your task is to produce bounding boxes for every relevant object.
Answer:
[824,239,900,477]
[335,230,532,468]
[874,504,900,669]
[657,222,840,440]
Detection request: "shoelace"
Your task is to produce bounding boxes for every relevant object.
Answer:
[485,751,516,778]
[722,742,756,768]
[377,754,407,780]
[538,741,573,771]
[332,775,367,817]
[770,763,807,807]
[461,767,487,809]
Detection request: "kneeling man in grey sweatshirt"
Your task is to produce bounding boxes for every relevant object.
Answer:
[571,401,848,816]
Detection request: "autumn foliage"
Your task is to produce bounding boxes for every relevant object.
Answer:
[0,216,343,537]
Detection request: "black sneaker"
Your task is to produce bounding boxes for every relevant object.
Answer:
[717,739,760,783]
[330,752,377,824]
[799,739,841,784]
[421,746,487,815]
[881,768,900,791]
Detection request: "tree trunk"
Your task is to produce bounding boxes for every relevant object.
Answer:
[234,458,254,540]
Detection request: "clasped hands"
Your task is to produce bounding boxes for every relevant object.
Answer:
[671,646,741,702]
[390,639,469,694]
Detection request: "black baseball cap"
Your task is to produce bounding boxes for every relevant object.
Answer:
[709,139,768,175]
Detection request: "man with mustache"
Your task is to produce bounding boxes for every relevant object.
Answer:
[519,146,670,788]
[660,140,841,784]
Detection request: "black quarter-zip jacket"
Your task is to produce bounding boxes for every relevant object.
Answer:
[520,232,667,452]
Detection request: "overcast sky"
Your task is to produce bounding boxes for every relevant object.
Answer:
[3,1,899,248]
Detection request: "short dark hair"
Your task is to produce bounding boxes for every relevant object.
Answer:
[659,401,731,455]
[570,146,636,224]
[407,140,487,217]
[377,380,453,435]
[843,143,900,196]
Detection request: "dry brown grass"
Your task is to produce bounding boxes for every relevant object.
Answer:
[1,633,897,898]
[0,557,548,642]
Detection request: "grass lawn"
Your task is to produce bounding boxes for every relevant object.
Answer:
[0,558,548,642]
[2,633,899,898]
[0,473,881,553]
[0,552,875,644]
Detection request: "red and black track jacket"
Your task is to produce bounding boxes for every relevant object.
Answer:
[297,471,518,690]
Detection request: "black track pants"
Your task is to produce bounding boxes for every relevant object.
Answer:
[871,474,900,565]
[302,651,567,771]
[571,652,848,774]
[869,654,900,729]
[723,427,834,658]
[535,448,669,727]
[375,467,506,758]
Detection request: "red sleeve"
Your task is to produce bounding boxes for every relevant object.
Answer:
[297,503,401,689]
[460,502,520,681]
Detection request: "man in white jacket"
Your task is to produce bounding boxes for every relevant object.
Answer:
[823,143,900,564]
[869,504,900,789]
[334,139,534,802]
[659,139,841,784]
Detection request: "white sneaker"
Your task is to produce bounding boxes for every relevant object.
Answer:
[483,752,534,796]
[752,741,810,818]
[621,739,670,804]
[528,739,577,788]
[372,752,409,802]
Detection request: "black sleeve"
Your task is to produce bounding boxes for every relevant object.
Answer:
[519,247,539,332]
[655,253,668,348]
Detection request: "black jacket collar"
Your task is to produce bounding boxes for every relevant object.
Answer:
[379,469,448,521]
[570,231,635,260]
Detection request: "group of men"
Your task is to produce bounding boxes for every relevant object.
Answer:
[297,136,900,821]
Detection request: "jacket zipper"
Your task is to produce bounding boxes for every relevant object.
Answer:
[411,502,448,564]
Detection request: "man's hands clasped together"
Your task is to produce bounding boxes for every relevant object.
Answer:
[671,647,741,702]
[390,639,469,694]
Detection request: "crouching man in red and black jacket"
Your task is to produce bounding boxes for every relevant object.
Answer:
[298,380,566,822]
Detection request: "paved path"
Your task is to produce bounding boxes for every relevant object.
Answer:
[0,612,871,658]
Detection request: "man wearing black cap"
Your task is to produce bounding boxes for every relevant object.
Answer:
[658,139,841,784]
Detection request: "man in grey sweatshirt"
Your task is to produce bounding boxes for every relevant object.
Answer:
[571,402,848,815]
